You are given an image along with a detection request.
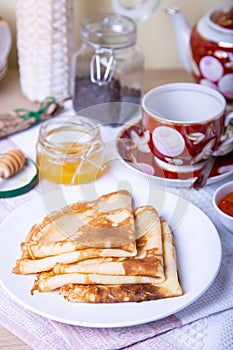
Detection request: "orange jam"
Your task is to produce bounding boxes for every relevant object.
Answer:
[36,116,105,185]
[218,192,233,217]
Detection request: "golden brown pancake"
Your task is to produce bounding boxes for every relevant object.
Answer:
[53,205,164,279]
[59,219,182,302]
[30,208,179,297]
[12,191,183,303]
[13,191,137,274]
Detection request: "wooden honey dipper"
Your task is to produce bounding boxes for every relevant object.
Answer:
[0,149,26,179]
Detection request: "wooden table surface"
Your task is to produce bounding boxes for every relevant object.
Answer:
[0,68,191,350]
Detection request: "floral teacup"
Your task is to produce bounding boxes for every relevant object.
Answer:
[142,83,233,173]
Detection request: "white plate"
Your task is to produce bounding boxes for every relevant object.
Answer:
[0,184,221,328]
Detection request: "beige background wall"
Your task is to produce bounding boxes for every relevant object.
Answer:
[0,0,229,70]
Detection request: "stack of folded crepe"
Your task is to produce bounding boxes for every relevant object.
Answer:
[13,190,183,303]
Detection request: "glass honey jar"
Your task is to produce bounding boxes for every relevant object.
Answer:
[36,116,105,185]
[71,13,144,124]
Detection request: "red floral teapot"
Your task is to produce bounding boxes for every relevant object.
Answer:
[166,3,233,101]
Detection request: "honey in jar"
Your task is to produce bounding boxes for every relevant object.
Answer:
[36,116,105,185]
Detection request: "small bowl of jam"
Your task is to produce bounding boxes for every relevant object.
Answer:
[213,181,233,233]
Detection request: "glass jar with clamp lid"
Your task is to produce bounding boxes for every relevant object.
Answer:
[72,13,144,124]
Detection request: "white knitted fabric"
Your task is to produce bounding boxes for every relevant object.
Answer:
[16,0,74,102]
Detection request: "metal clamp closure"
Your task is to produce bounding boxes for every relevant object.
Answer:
[90,47,116,86]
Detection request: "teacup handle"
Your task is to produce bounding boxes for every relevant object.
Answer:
[225,111,233,127]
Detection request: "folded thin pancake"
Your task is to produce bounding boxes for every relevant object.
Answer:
[59,220,183,302]
[13,248,138,275]
[21,190,135,259]
[53,205,164,279]
[18,206,135,262]
[31,206,168,293]
[13,191,138,274]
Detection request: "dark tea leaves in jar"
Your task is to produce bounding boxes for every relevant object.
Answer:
[73,76,141,112]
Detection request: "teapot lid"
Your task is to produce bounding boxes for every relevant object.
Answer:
[111,0,161,23]
[197,3,233,46]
